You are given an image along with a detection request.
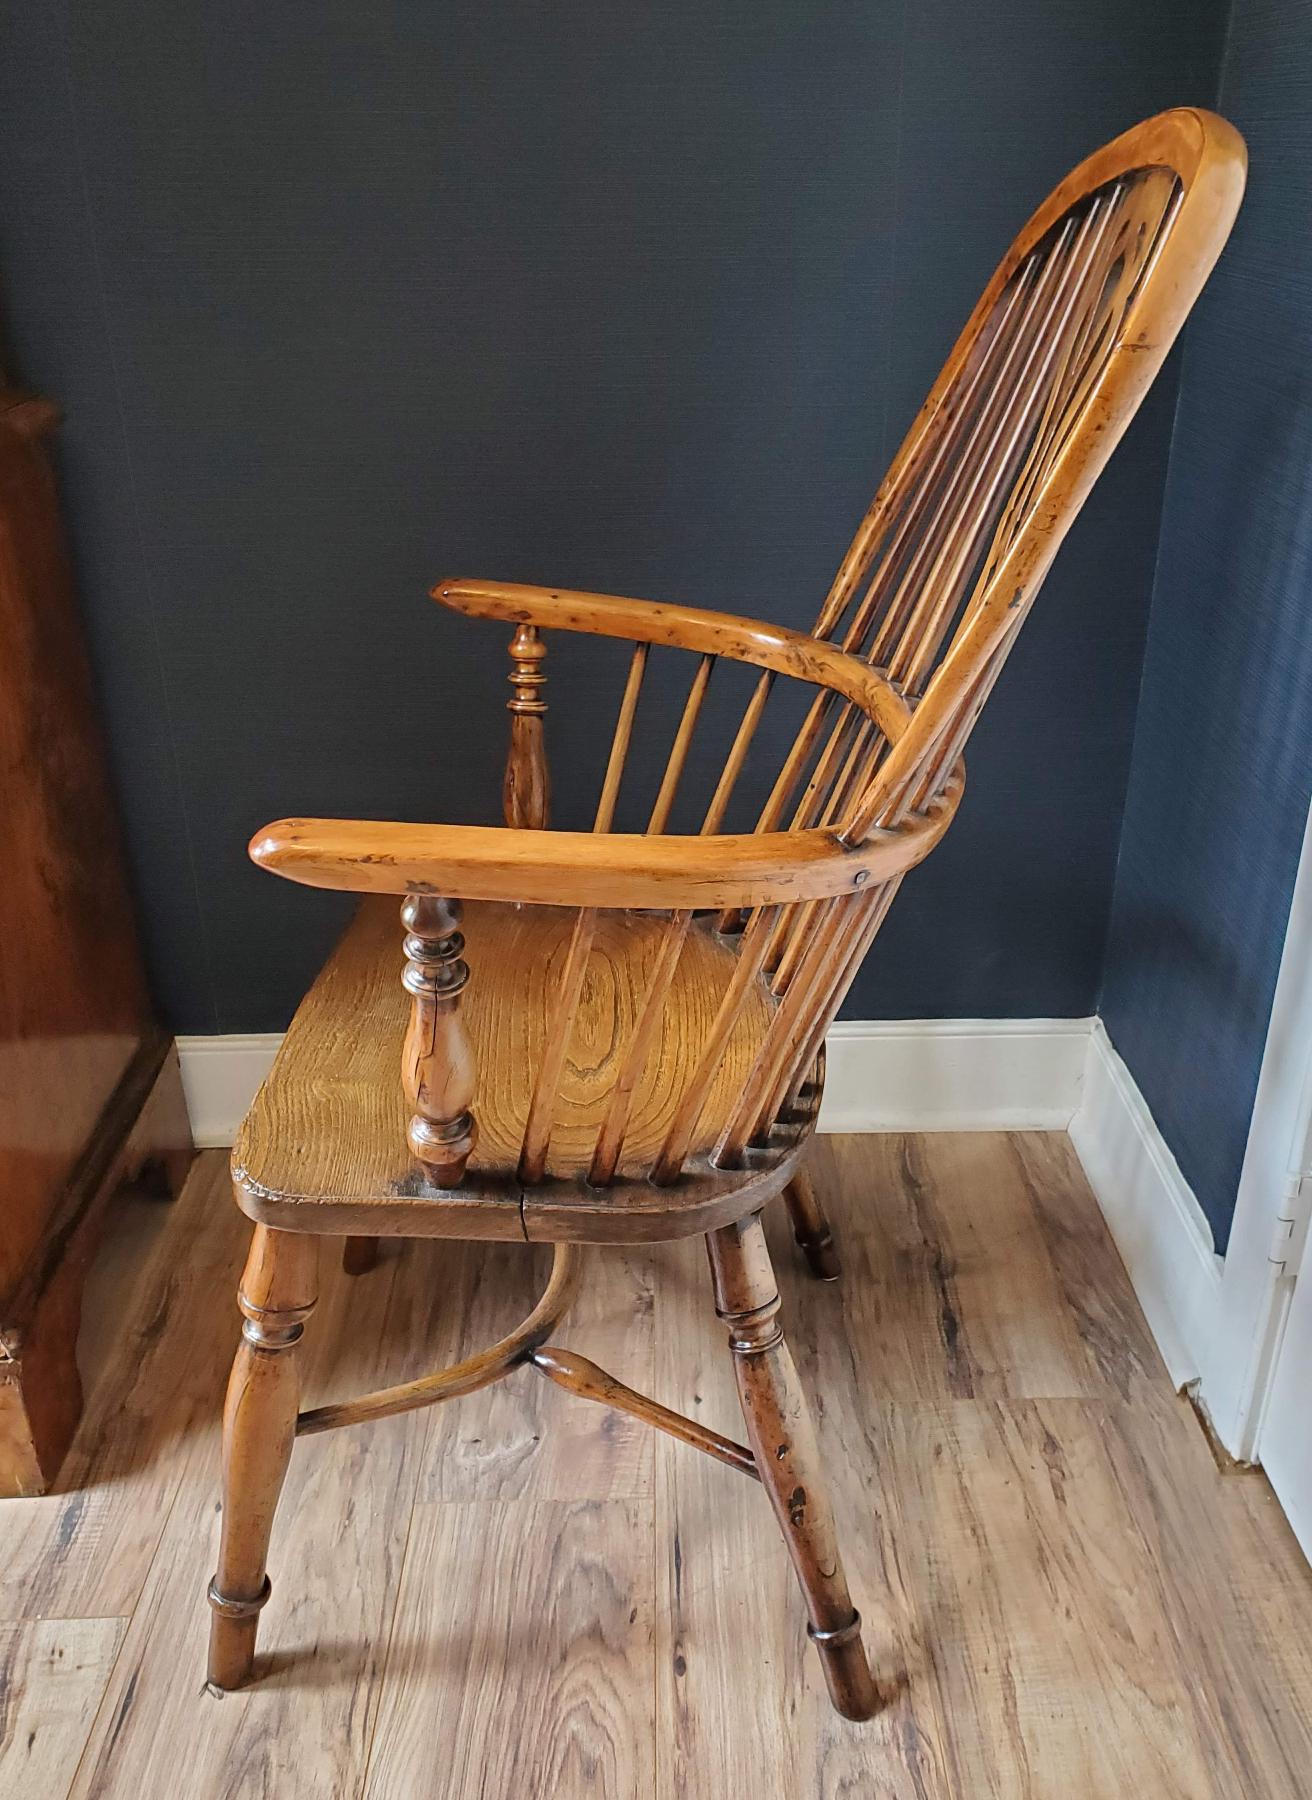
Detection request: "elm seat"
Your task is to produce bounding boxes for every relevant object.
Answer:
[232,895,790,1243]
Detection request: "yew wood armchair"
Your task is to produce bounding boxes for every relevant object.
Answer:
[208,110,1244,1721]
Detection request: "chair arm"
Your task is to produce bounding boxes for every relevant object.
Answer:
[249,789,959,912]
[435,578,912,745]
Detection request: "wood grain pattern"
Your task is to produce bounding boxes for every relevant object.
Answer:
[0,1035,195,1499]
[1099,1397,1312,1800]
[295,1241,582,1439]
[79,104,1260,1777]
[653,1224,949,1798]
[869,1398,1233,1798]
[399,895,478,1186]
[416,1239,656,1503]
[0,390,151,1292]
[234,896,777,1201]
[799,1132,1136,1404]
[6,1139,1312,1796]
[0,1618,125,1796]
[246,794,953,911]
[364,1500,656,1800]
[435,580,914,744]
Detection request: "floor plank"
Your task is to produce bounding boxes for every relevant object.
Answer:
[1102,1394,1312,1799]
[417,1239,656,1503]
[365,1500,655,1800]
[806,1134,1113,1403]
[0,1619,124,1796]
[870,1399,1230,1799]
[1007,1131,1168,1402]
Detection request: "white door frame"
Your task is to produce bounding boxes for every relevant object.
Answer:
[1197,788,1312,1459]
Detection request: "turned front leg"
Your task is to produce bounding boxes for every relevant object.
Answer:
[706,1212,879,1721]
[207,1224,318,1691]
[401,894,478,1185]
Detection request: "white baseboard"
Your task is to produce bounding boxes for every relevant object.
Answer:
[177,1016,1093,1151]
[1068,1019,1223,1389]
[818,1018,1091,1131]
[178,1034,283,1149]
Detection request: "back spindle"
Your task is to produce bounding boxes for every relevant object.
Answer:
[648,656,714,833]
[596,643,648,832]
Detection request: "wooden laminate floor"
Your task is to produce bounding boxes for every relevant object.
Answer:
[2,1135,1310,1798]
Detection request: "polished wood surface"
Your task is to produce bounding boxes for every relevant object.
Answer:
[706,1210,879,1719]
[5,1140,1310,1796]
[502,622,551,831]
[399,895,478,1186]
[234,896,779,1212]
[221,110,1245,1726]
[206,1226,319,1692]
[0,387,148,1284]
[0,378,194,1496]
[247,791,955,910]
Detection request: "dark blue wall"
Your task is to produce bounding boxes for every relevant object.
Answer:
[1101,1,1312,1251]
[0,5,1225,1033]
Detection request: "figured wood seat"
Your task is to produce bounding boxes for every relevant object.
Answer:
[207,110,1246,1728]
[234,895,792,1240]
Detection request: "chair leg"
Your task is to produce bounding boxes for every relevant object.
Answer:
[342,1234,380,1275]
[782,1164,841,1281]
[207,1223,318,1692]
[706,1212,880,1721]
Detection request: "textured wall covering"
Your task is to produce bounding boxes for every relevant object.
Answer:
[1101,1,1312,1250]
[0,4,1225,1032]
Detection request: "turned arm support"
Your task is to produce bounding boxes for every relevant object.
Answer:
[503,622,550,830]
[400,894,477,1185]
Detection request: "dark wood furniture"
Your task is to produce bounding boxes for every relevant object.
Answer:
[0,373,194,1497]
[210,111,1244,1718]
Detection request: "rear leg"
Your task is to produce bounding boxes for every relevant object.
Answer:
[783,1164,841,1281]
[706,1212,880,1720]
[342,1236,380,1275]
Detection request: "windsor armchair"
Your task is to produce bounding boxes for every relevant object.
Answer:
[208,109,1244,1721]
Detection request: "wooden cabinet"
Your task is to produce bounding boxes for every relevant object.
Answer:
[0,377,193,1497]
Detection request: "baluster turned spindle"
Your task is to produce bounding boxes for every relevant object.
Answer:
[503,623,550,829]
[401,894,477,1185]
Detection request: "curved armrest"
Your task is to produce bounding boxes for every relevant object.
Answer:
[436,578,912,745]
[249,781,959,912]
